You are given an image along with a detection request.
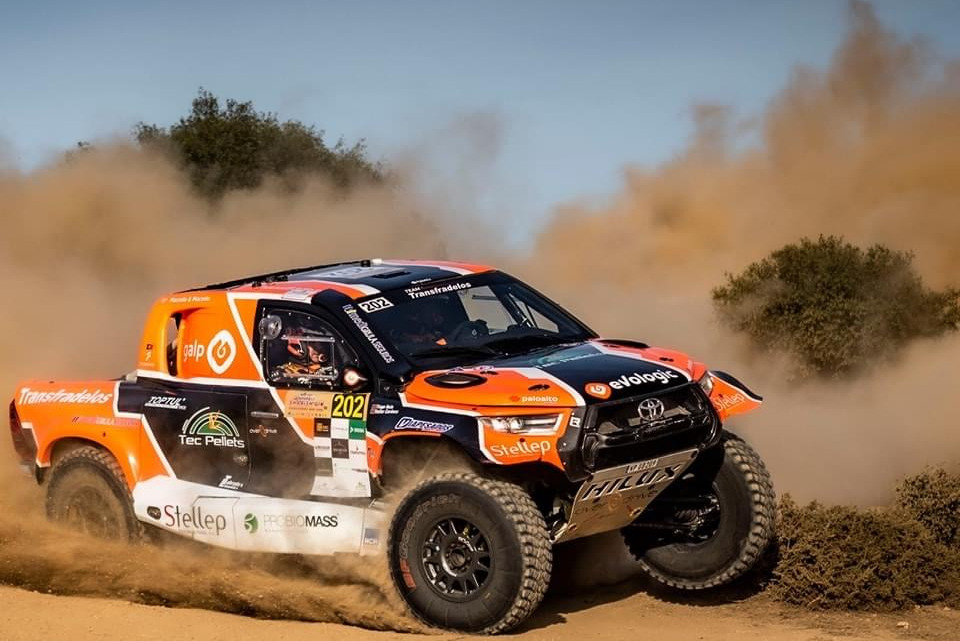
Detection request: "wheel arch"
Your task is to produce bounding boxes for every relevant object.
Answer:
[43,437,134,490]
[377,434,479,488]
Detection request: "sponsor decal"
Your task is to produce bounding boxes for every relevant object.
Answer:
[182,330,237,375]
[569,416,582,428]
[167,295,211,304]
[218,475,244,490]
[369,403,399,415]
[349,439,366,457]
[331,440,350,458]
[520,395,559,404]
[18,387,112,405]
[394,417,455,434]
[712,392,747,411]
[363,527,380,547]
[147,506,162,520]
[179,407,245,449]
[145,395,188,411]
[404,281,472,300]
[70,416,140,428]
[249,425,278,438]
[609,369,681,390]
[584,382,611,400]
[163,505,228,535]
[342,305,395,364]
[357,297,394,313]
[490,440,552,458]
[248,513,340,532]
[285,391,330,418]
[207,330,237,374]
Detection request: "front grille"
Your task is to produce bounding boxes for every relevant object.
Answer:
[581,383,718,470]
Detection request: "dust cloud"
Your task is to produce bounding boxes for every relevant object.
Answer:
[523,1,960,505]
[0,145,457,627]
[0,0,958,620]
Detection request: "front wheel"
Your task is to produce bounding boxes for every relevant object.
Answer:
[387,473,552,634]
[622,433,775,590]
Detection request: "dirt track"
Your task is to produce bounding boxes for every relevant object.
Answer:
[2,582,958,641]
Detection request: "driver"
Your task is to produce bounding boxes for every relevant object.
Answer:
[402,306,447,345]
[270,326,337,383]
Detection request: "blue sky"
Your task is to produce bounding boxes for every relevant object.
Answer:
[2,0,958,227]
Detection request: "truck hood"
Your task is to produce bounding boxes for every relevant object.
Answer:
[403,339,700,408]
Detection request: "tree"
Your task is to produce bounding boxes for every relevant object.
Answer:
[712,236,960,378]
[134,88,385,200]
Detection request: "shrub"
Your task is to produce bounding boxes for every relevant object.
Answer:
[771,496,960,610]
[895,467,960,548]
[712,236,960,379]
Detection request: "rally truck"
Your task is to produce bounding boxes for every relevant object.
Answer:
[7,259,774,634]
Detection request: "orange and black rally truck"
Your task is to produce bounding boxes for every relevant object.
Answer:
[8,259,774,634]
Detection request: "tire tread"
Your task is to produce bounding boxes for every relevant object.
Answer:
[387,472,552,634]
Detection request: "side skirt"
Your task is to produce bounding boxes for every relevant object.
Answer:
[132,477,385,555]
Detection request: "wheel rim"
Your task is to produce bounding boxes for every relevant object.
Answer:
[61,487,121,538]
[420,517,493,600]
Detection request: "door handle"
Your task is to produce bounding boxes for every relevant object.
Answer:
[250,411,280,419]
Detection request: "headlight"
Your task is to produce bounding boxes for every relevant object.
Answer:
[697,371,714,395]
[478,414,563,434]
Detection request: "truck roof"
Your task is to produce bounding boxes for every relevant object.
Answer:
[182,258,495,300]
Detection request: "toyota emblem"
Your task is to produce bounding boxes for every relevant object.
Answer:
[637,398,665,421]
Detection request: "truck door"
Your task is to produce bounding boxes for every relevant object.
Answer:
[249,307,372,499]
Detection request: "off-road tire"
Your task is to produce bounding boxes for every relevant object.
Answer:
[387,473,552,634]
[46,446,140,542]
[623,432,775,590]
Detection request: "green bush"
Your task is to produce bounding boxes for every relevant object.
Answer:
[771,496,960,610]
[135,88,385,200]
[896,467,960,548]
[712,236,960,379]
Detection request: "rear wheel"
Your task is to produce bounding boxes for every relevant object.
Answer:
[622,433,775,589]
[388,473,552,634]
[46,446,140,542]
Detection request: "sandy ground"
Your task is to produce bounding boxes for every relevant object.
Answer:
[2,581,958,641]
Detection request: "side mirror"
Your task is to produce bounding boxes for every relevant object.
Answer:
[259,315,283,340]
[342,366,369,390]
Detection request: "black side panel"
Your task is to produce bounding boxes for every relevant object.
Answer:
[122,379,315,497]
[367,397,487,463]
[244,388,315,498]
[143,389,251,488]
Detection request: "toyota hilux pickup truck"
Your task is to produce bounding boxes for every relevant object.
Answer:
[8,258,774,634]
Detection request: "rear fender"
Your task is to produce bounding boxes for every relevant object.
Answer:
[708,371,763,420]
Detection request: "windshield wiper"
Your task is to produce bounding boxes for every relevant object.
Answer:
[409,344,500,360]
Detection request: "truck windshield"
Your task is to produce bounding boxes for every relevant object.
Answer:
[358,274,594,365]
